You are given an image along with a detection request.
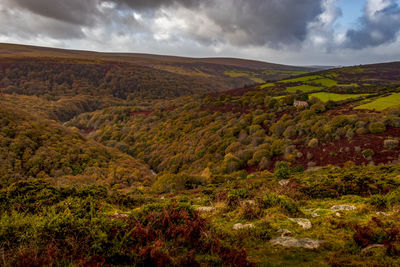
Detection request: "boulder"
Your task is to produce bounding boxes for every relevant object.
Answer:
[289,218,312,230]
[279,179,290,186]
[270,237,322,249]
[196,207,215,212]
[233,223,254,230]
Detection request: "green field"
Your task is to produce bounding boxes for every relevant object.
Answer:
[224,70,265,83]
[287,84,321,93]
[260,83,275,89]
[273,95,288,99]
[355,93,400,111]
[278,75,323,83]
[310,92,369,102]
[312,78,338,87]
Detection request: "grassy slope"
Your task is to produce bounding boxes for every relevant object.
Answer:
[0,99,153,189]
[355,93,400,111]
[310,92,370,102]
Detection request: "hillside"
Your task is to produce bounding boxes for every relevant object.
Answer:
[2,55,400,266]
[0,43,316,101]
[0,99,153,189]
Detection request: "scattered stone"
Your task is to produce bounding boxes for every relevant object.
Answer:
[160,196,165,200]
[277,229,292,237]
[310,208,321,218]
[335,212,341,217]
[289,218,312,230]
[279,179,290,186]
[270,237,322,249]
[361,244,385,253]
[376,212,390,216]
[307,162,317,168]
[241,200,256,206]
[110,213,129,220]
[196,206,215,212]
[233,223,254,230]
[331,205,357,212]
[384,139,399,150]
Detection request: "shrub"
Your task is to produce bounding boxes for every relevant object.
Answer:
[310,103,326,113]
[261,193,301,216]
[362,149,375,159]
[274,161,291,180]
[308,138,319,148]
[369,122,386,134]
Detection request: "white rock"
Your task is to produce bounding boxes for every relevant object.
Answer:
[233,223,254,230]
[335,212,341,217]
[279,179,290,186]
[289,218,312,230]
[331,205,356,212]
[110,213,129,220]
[196,207,215,212]
[270,237,322,249]
[361,244,385,253]
[311,213,320,218]
[242,200,256,206]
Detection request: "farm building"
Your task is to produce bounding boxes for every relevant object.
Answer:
[294,100,309,108]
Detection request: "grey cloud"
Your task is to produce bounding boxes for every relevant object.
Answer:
[201,0,324,47]
[345,0,400,49]
[110,0,202,10]
[11,0,101,26]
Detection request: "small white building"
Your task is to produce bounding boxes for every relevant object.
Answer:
[294,100,309,108]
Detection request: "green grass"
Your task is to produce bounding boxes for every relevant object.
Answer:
[355,93,400,111]
[310,92,370,102]
[224,70,250,78]
[287,85,321,93]
[273,95,288,99]
[278,75,323,83]
[224,70,265,83]
[311,78,338,87]
[250,77,266,83]
[260,83,275,89]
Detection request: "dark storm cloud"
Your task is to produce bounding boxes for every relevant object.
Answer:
[4,0,324,47]
[11,0,101,26]
[111,0,202,10]
[201,0,324,46]
[345,0,400,49]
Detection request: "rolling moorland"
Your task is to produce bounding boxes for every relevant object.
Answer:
[1,44,400,266]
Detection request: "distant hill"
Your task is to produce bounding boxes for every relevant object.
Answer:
[0,43,317,101]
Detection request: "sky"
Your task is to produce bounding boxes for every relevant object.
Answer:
[0,0,399,66]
